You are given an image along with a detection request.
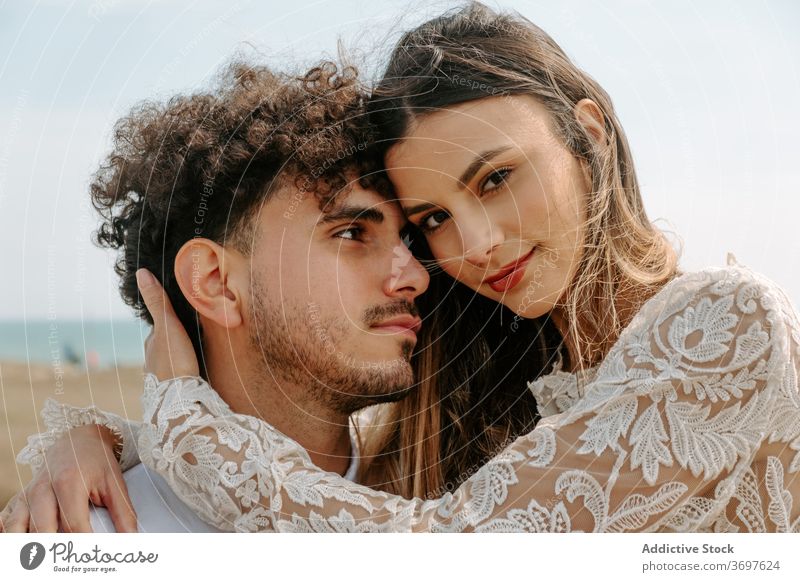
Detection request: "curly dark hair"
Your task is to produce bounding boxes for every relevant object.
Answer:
[90,61,384,369]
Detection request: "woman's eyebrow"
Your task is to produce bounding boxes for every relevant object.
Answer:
[457,145,513,187]
[402,202,436,218]
[400,146,514,217]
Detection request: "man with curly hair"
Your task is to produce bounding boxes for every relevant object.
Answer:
[2,61,429,532]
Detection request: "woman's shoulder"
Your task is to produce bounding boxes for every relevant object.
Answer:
[564,256,798,420]
[630,256,797,337]
[599,255,798,389]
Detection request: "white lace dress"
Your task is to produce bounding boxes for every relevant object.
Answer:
[17,263,800,532]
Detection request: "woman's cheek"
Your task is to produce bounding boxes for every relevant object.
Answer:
[432,243,470,285]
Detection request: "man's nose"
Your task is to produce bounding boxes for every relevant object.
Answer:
[384,240,430,300]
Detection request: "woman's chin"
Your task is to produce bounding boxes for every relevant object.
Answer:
[496,281,560,319]
[509,300,554,320]
[465,274,558,319]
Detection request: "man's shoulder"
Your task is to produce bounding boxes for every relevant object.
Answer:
[90,464,222,533]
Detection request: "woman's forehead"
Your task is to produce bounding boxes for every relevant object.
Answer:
[386,96,552,167]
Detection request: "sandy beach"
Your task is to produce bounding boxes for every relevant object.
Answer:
[0,360,143,509]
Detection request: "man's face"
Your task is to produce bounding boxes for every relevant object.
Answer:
[244,178,430,414]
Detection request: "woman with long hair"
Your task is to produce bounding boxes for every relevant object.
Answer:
[7,2,800,532]
[353,0,679,499]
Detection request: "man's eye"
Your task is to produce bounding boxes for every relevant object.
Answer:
[335,226,364,241]
[481,167,512,193]
[419,210,450,233]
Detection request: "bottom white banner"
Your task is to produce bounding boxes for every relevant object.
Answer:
[1,533,798,581]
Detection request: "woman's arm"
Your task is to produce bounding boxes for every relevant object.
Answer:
[2,412,143,533]
[16,399,144,475]
[136,265,800,532]
[3,265,218,534]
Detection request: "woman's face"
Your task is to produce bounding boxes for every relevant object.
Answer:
[385,94,591,319]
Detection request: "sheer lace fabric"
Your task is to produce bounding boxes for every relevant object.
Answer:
[17,263,800,532]
[16,399,142,474]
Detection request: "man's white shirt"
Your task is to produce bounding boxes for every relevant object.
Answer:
[89,420,361,532]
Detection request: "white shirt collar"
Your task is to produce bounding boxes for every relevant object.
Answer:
[344,415,361,481]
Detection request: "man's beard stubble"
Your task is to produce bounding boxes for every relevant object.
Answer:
[248,279,417,416]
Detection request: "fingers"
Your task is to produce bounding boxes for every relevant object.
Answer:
[55,483,93,533]
[0,498,13,532]
[27,481,59,533]
[2,496,31,533]
[136,268,179,334]
[136,267,199,378]
[101,476,138,533]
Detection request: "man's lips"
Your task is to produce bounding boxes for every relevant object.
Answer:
[483,247,536,293]
[370,315,423,338]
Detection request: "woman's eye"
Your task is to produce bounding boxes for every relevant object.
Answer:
[481,167,512,193]
[335,226,364,241]
[419,210,450,233]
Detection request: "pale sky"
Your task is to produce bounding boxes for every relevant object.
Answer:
[1,0,798,320]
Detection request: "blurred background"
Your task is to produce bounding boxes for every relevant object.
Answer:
[1,0,798,508]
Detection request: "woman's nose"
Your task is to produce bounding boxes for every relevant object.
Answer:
[460,218,505,270]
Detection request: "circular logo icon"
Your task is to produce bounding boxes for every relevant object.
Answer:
[20,542,46,570]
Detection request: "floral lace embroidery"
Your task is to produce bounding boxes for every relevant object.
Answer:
[527,359,600,417]
[16,263,800,533]
[133,263,800,532]
[16,398,143,474]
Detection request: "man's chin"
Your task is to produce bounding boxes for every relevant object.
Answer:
[331,355,416,408]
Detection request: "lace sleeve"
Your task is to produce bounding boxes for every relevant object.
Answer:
[138,375,279,532]
[16,399,143,474]
[138,265,800,532]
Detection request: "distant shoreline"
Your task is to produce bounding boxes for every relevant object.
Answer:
[0,320,148,366]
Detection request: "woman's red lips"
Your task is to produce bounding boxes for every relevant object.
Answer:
[484,248,536,293]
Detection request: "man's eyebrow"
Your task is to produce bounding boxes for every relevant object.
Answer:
[457,145,513,187]
[317,205,385,225]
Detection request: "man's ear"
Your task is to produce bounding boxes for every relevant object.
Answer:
[574,98,607,146]
[174,239,246,329]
